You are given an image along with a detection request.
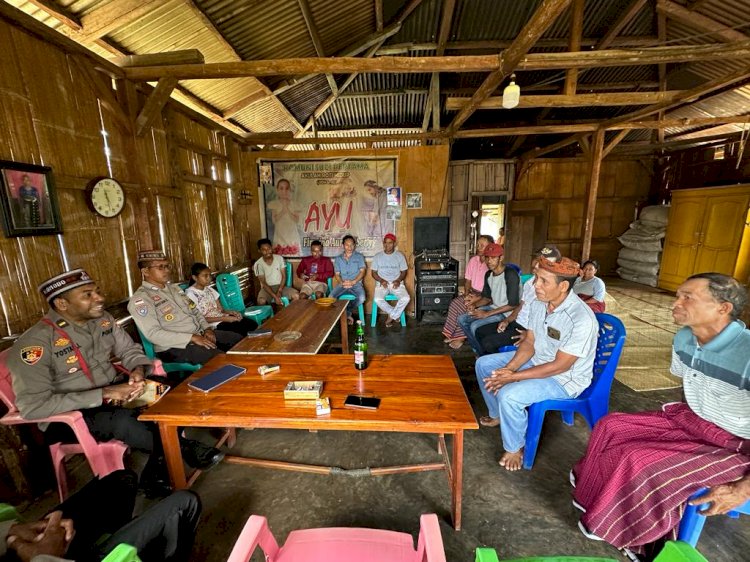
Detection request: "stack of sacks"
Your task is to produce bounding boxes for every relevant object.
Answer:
[616,205,670,287]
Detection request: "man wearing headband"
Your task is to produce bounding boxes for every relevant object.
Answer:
[371,233,410,327]
[573,273,749,558]
[475,245,561,355]
[475,256,598,471]
[9,269,172,494]
[128,250,242,366]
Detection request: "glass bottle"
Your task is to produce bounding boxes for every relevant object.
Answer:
[354,320,367,370]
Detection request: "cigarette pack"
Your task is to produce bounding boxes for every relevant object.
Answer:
[315,397,331,415]
[283,380,323,399]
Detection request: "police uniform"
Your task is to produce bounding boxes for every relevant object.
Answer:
[9,270,156,453]
[128,281,242,365]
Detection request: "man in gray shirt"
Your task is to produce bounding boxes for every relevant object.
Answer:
[371,233,410,327]
[475,256,597,471]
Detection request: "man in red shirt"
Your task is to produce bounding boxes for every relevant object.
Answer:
[297,240,334,299]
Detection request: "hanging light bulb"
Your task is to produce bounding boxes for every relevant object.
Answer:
[502,74,520,109]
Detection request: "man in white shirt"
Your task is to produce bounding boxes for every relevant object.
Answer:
[253,238,299,305]
[371,233,410,327]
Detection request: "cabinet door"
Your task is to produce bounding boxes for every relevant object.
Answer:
[659,194,704,290]
[694,193,750,274]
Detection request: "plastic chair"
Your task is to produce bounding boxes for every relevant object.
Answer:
[337,293,365,323]
[677,487,750,546]
[136,327,201,377]
[0,350,128,501]
[520,273,534,285]
[102,544,142,562]
[653,541,708,562]
[227,513,446,562]
[475,548,617,561]
[505,263,522,276]
[523,313,626,469]
[215,272,274,324]
[371,294,407,327]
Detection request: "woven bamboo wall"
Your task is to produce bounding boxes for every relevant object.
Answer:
[512,158,652,274]
[0,19,256,337]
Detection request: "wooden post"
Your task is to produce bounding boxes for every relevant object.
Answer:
[581,129,605,262]
[564,0,584,95]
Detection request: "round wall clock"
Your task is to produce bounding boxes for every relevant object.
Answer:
[87,177,125,218]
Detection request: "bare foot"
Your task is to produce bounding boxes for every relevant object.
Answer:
[448,339,465,350]
[347,316,354,326]
[443,337,453,343]
[498,450,523,471]
[385,318,394,328]
[479,416,500,427]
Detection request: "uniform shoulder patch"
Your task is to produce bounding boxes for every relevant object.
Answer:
[21,346,44,365]
[56,319,68,328]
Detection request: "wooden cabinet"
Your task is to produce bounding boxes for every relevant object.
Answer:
[659,185,750,291]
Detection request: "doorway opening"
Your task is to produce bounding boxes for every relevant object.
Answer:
[470,195,506,253]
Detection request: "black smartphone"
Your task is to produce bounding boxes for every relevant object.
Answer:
[344,395,381,410]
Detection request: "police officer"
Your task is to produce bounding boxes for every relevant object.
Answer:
[9,269,223,494]
[128,250,242,365]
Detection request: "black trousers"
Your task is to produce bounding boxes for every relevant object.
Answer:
[475,320,526,356]
[157,329,243,365]
[58,469,200,562]
[215,317,258,335]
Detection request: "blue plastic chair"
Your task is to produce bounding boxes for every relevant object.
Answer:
[136,327,201,376]
[523,313,626,469]
[678,487,750,546]
[337,293,365,323]
[370,294,407,327]
[215,272,274,324]
[505,263,522,276]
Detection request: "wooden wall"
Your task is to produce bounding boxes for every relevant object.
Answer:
[244,145,451,313]
[508,158,652,274]
[0,18,256,338]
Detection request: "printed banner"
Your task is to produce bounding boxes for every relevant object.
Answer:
[262,158,397,257]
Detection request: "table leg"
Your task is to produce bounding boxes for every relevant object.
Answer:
[340,312,349,353]
[451,430,464,530]
[159,423,187,490]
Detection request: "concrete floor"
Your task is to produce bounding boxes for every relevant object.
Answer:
[22,281,749,561]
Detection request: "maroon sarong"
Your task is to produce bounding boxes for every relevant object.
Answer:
[577,293,605,313]
[573,403,749,550]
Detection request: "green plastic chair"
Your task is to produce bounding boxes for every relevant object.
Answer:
[136,327,201,376]
[474,541,705,562]
[103,544,141,562]
[215,272,274,323]
[520,273,534,285]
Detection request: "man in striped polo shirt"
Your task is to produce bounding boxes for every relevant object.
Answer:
[573,273,749,559]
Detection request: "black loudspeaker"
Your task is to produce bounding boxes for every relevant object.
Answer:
[413,217,449,251]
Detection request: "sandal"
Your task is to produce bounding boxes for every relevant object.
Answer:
[479,416,500,427]
[448,339,465,350]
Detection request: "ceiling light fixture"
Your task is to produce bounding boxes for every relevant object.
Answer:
[502,74,520,109]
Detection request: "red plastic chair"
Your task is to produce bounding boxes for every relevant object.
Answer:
[0,349,128,501]
[226,513,447,562]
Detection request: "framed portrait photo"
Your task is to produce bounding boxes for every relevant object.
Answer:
[406,192,422,209]
[0,161,63,237]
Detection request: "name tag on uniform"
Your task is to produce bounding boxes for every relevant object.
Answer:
[547,326,561,340]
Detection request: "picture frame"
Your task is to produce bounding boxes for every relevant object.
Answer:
[0,161,63,237]
[406,192,422,209]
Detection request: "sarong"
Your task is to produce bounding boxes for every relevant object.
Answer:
[577,293,605,313]
[573,403,749,550]
[442,297,467,340]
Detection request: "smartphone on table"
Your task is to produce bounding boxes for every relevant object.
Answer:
[344,395,381,410]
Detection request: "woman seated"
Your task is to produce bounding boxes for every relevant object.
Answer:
[573,259,606,313]
[442,235,493,350]
[185,263,259,335]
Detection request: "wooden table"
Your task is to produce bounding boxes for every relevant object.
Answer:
[228,298,349,355]
[140,354,478,529]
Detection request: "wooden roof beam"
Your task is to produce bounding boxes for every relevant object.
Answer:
[244,130,444,146]
[375,0,383,31]
[78,0,163,41]
[297,0,338,94]
[25,0,82,30]
[423,0,456,132]
[112,50,204,68]
[446,91,683,110]
[123,41,750,81]
[596,0,649,50]
[564,0,584,95]
[376,36,658,54]
[656,0,750,43]
[447,0,573,134]
[135,77,177,136]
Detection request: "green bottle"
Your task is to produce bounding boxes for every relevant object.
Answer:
[354,320,368,370]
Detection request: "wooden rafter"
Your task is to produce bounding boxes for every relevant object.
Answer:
[123,41,750,81]
[423,0,456,132]
[112,50,204,68]
[445,91,683,110]
[25,0,82,30]
[297,0,338,94]
[656,0,750,43]
[596,0,649,50]
[564,0,584,95]
[78,0,163,41]
[135,77,178,136]
[601,129,630,158]
[447,0,572,134]
[375,0,383,31]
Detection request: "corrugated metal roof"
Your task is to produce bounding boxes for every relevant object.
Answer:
[287,128,422,151]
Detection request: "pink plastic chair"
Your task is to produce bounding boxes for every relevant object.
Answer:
[226,513,447,562]
[0,349,128,501]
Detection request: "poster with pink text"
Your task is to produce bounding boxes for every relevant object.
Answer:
[261,158,397,257]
